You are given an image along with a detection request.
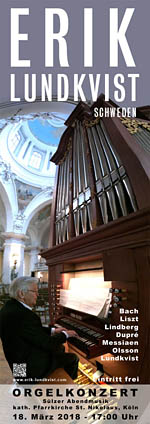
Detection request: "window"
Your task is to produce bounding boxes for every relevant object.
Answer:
[29,151,42,169]
[9,132,21,152]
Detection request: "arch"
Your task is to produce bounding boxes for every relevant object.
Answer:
[23,190,53,234]
[0,180,17,231]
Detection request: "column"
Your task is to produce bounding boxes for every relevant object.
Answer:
[28,247,40,276]
[1,232,27,284]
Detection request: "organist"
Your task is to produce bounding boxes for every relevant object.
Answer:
[0,276,79,383]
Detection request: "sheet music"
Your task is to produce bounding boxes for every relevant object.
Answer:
[59,287,111,318]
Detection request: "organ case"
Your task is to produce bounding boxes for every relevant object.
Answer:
[42,96,150,383]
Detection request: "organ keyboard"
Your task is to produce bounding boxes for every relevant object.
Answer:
[56,317,105,358]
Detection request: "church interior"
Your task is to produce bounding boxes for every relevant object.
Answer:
[0,95,150,385]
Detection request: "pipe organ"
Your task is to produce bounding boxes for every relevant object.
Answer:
[42,96,150,384]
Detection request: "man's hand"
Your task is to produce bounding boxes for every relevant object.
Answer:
[53,327,67,334]
[52,327,78,338]
[65,330,78,338]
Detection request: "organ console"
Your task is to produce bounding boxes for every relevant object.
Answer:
[42,95,150,384]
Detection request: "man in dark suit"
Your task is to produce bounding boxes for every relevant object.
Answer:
[0,277,79,383]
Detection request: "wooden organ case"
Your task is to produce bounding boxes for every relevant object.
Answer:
[42,96,150,384]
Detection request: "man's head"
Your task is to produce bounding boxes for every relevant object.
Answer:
[9,276,39,308]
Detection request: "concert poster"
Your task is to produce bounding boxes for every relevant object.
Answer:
[0,0,150,423]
